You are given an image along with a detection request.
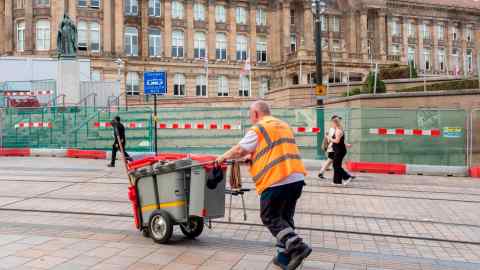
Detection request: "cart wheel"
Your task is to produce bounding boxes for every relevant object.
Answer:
[148,210,173,244]
[142,229,150,238]
[180,216,204,239]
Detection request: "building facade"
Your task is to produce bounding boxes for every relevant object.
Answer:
[0,0,479,104]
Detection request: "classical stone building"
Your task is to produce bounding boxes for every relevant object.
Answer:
[0,0,479,105]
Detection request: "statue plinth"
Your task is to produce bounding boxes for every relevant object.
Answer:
[57,58,80,105]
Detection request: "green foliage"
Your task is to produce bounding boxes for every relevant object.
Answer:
[342,88,364,97]
[363,72,386,94]
[398,80,479,93]
[408,61,418,79]
[379,63,417,80]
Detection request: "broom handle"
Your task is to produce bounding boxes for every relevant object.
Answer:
[113,124,133,186]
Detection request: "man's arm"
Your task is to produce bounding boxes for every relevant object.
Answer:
[216,144,251,164]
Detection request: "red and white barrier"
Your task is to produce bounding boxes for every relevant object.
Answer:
[94,122,145,129]
[36,90,54,96]
[4,91,32,97]
[369,128,441,137]
[15,122,52,129]
[157,122,242,130]
[295,127,321,134]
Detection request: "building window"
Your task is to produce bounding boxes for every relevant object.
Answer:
[391,19,400,36]
[259,77,269,97]
[90,0,100,8]
[290,34,297,53]
[90,22,100,52]
[16,0,24,8]
[423,49,431,71]
[194,3,206,21]
[236,7,247,25]
[391,44,400,56]
[236,35,248,61]
[256,37,267,63]
[467,49,473,73]
[437,23,444,41]
[290,9,295,25]
[239,76,250,97]
[438,48,445,72]
[148,0,161,17]
[422,23,430,40]
[172,30,184,58]
[35,20,50,51]
[196,75,207,97]
[323,39,329,50]
[331,16,340,33]
[452,48,459,74]
[35,0,49,7]
[124,27,139,56]
[452,25,458,41]
[407,21,416,38]
[215,5,226,23]
[320,15,327,32]
[466,27,473,43]
[216,33,227,60]
[256,8,267,26]
[217,76,229,96]
[91,69,102,81]
[125,0,138,16]
[126,72,140,95]
[78,21,88,49]
[408,46,416,67]
[172,1,184,19]
[78,0,87,7]
[332,40,341,51]
[194,32,206,59]
[149,28,162,57]
[173,74,186,96]
[16,21,25,52]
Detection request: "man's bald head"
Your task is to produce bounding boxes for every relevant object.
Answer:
[249,100,271,124]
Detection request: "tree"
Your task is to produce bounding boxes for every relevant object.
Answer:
[363,71,386,94]
[408,61,418,79]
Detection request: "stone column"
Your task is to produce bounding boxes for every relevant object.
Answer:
[207,0,216,60]
[24,0,33,53]
[141,0,148,59]
[4,0,13,53]
[360,10,368,60]
[269,2,281,64]
[227,2,237,61]
[103,0,112,55]
[417,21,423,72]
[0,1,4,54]
[377,10,387,61]
[51,0,64,52]
[431,22,438,73]
[164,0,172,58]
[68,0,77,21]
[346,11,357,57]
[445,21,450,74]
[460,24,467,74]
[282,1,290,60]
[249,3,257,65]
[114,0,124,56]
[186,0,194,59]
[303,5,314,52]
[402,17,408,64]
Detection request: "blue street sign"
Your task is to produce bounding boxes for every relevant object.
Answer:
[144,71,167,95]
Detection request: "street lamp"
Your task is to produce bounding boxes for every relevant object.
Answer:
[311,0,327,160]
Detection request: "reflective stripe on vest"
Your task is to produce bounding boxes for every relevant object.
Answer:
[252,153,303,183]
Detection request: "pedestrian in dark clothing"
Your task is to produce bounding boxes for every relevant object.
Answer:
[330,116,355,186]
[108,116,132,167]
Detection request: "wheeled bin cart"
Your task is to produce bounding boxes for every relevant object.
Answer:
[127,153,227,244]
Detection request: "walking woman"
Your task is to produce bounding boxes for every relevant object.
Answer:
[331,116,354,186]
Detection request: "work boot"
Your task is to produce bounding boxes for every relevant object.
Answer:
[287,242,312,270]
[272,252,289,270]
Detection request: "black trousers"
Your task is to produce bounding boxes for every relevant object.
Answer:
[260,181,304,253]
[110,142,130,165]
[333,150,350,184]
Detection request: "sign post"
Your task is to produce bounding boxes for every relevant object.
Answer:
[144,71,167,155]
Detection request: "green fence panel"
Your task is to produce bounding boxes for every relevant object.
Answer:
[472,109,480,168]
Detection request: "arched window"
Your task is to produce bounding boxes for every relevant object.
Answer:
[172,30,184,58]
[239,76,250,97]
[196,75,207,97]
[173,74,186,96]
[172,1,184,19]
[194,3,205,21]
[236,35,248,60]
[16,21,25,52]
[124,27,139,56]
[35,20,50,51]
[217,76,229,97]
[90,22,100,52]
[216,33,227,60]
[149,28,162,57]
[126,72,140,95]
[148,0,161,17]
[194,32,206,59]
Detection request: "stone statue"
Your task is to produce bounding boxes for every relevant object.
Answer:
[57,14,77,58]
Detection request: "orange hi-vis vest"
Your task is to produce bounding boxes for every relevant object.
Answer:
[249,116,307,194]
